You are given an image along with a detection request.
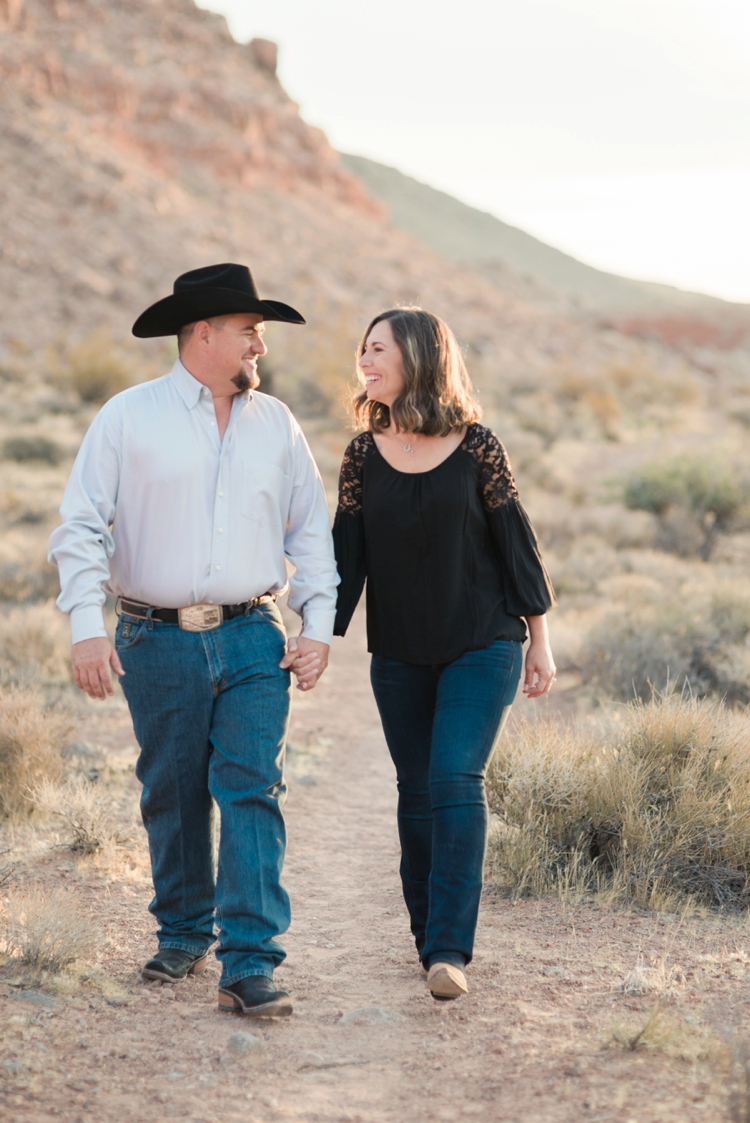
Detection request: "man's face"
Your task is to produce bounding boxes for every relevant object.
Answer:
[209,313,267,392]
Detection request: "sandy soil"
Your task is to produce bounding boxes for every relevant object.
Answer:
[1,605,747,1123]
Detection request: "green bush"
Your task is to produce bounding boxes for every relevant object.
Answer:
[487,694,750,911]
[2,436,63,465]
[622,455,750,560]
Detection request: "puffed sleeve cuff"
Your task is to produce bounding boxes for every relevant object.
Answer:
[300,606,336,646]
[488,501,557,619]
[333,511,366,637]
[69,604,108,645]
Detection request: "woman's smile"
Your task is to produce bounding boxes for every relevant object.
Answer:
[359,319,405,406]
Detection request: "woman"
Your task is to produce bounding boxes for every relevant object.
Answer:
[332,308,556,1002]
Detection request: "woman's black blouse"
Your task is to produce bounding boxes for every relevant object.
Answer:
[332,423,556,666]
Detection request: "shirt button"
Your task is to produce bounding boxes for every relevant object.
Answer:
[215,565,221,571]
[210,421,216,426]
[217,527,223,533]
[218,491,224,497]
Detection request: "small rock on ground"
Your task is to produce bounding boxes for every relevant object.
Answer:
[226,1031,268,1061]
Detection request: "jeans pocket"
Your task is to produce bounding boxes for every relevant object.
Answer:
[115,616,147,650]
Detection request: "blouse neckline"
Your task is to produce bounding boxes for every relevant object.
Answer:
[370,426,470,478]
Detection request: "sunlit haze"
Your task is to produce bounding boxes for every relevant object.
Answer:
[200,0,750,303]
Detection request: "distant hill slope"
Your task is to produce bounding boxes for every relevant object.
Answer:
[341,154,740,315]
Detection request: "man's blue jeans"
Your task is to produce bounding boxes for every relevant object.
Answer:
[116,602,291,986]
[370,640,522,969]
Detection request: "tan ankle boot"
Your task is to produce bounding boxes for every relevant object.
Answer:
[427,961,468,999]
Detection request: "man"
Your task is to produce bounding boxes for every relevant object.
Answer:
[49,263,338,1017]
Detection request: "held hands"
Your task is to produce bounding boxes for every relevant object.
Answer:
[522,640,557,699]
[71,637,124,700]
[279,635,330,691]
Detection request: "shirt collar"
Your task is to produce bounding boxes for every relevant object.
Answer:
[168,358,253,410]
[169,358,206,409]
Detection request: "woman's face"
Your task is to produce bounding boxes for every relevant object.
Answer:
[359,318,405,408]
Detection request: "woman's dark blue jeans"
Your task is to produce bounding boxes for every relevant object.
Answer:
[370,639,522,969]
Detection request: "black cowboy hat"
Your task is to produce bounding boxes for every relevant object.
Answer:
[131,263,305,337]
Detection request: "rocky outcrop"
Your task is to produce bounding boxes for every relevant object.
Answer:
[0,0,374,203]
[1,0,733,409]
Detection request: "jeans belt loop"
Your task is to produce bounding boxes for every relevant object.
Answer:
[146,605,155,631]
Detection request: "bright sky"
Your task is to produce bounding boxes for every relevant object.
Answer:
[201,0,750,303]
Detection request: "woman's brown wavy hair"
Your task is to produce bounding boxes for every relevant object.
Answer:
[351,308,482,435]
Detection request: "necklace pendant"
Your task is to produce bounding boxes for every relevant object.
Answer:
[402,443,415,459]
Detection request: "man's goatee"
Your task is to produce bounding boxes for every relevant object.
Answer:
[232,371,252,392]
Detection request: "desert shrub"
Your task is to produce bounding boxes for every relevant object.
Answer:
[0,488,51,526]
[622,454,750,560]
[262,296,361,420]
[50,329,139,403]
[0,688,72,817]
[0,536,60,602]
[30,777,126,855]
[0,603,72,688]
[487,694,750,910]
[2,435,63,465]
[2,886,95,971]
[581,581,750,703]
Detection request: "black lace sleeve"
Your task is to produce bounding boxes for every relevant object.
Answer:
[462,425,556,617]
[333,434,373,636]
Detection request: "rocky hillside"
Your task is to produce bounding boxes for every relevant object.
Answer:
[0,0,747,420]
[0,0,519,360]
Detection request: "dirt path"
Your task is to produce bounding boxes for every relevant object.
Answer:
[1,606,747,1122]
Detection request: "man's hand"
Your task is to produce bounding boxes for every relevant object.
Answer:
[72,637,124,700]
[279,636,329,692]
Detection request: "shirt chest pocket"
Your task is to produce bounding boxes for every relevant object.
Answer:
[241,462,289,524]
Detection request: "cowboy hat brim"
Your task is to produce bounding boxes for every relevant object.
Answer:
[132,287,305,338]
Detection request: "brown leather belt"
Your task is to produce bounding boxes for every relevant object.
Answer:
[119,595,276,632]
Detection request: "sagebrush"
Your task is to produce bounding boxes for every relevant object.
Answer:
[580,580,750,703]
[487,694,750,911]
[2,886,95,972]
[49,329,139,403]
[0,602,72,688]
[30,776,127,855]
[0,687,72,817]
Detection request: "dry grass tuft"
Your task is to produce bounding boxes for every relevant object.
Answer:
[610,1001,664,1051]
[0,688,72,818]
[0,535,61,602]
[610,1002,718,1061]
[48,329,140,404]
[2,886,94,972]
[0,602,72,688]
[29,776,128,855]
[729,1040,750,1123]
[487,693,750,911]
[0,846,14,889]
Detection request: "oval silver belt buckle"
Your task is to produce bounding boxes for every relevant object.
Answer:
[177,604,224,632]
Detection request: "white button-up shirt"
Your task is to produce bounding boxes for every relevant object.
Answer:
[48,359,339,645]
